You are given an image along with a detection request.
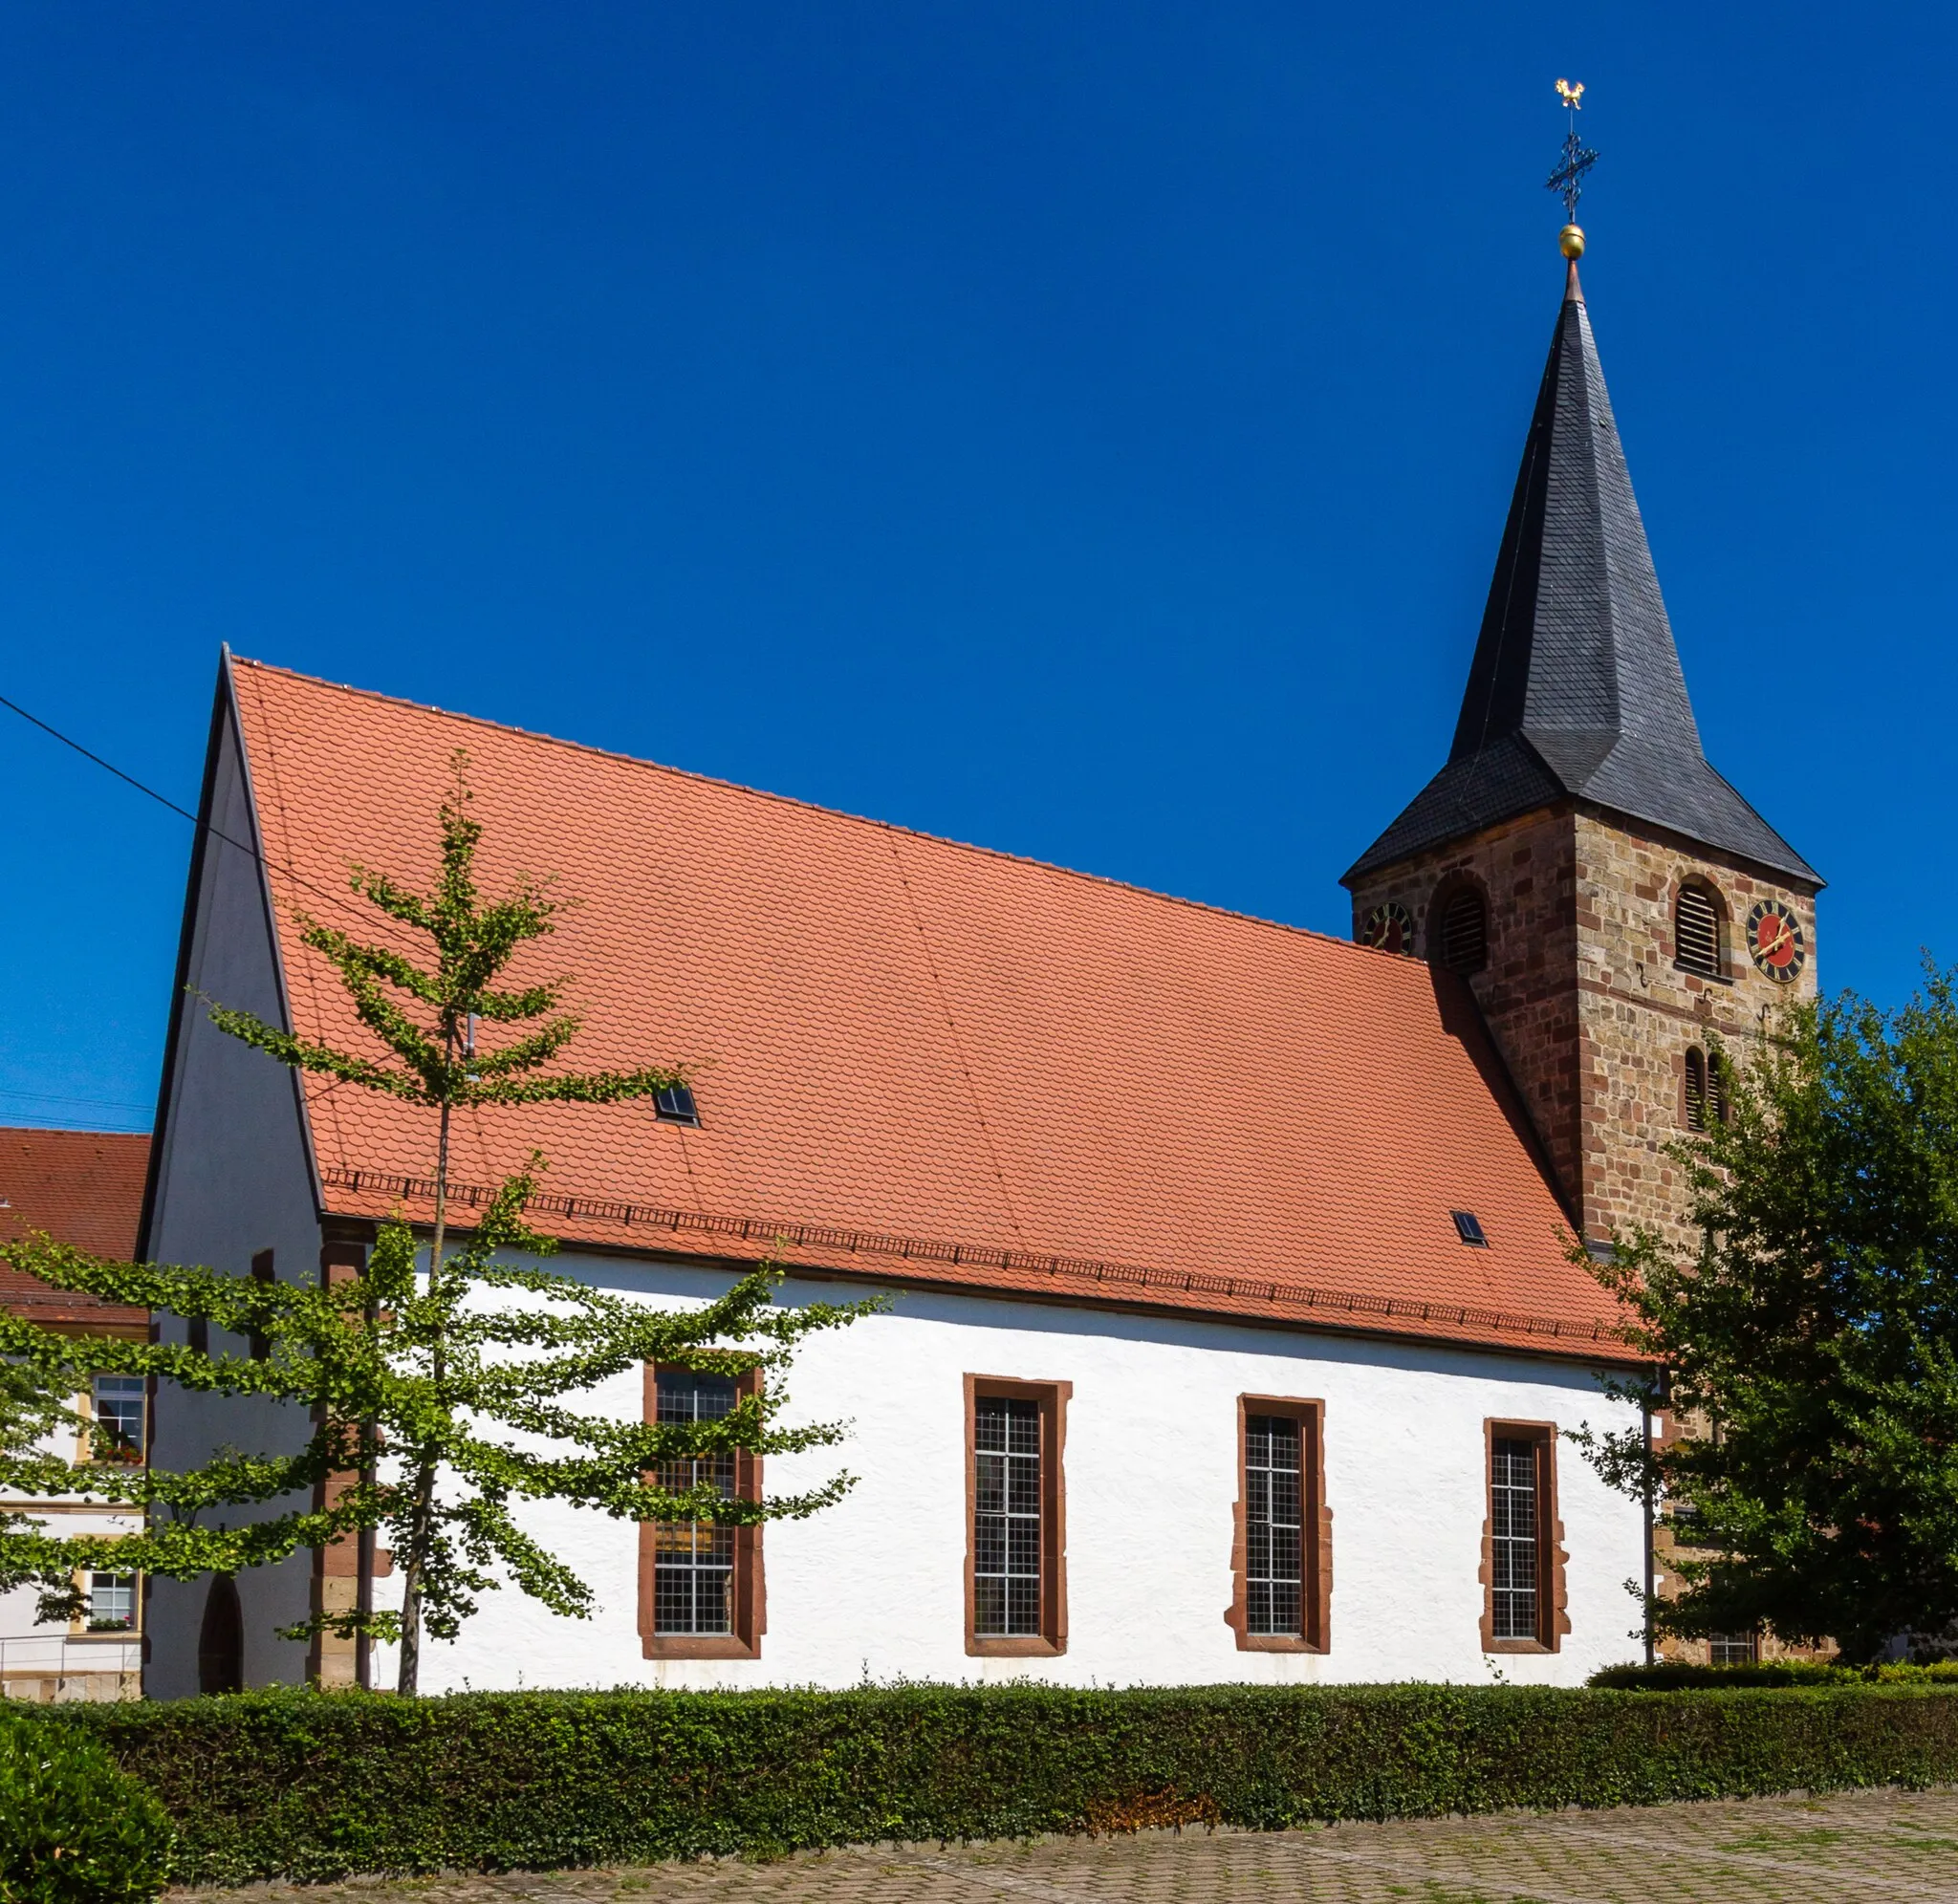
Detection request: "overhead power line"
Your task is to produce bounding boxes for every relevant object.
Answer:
[0,687,369,923]
[0,1089,156,1113]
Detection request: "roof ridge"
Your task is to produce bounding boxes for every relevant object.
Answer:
[232,655,1404,972]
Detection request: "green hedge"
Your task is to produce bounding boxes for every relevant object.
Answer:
[1590,1661,1958,1690]
[51,1683,1958,1885]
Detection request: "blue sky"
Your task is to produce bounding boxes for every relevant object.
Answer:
[3,4,1951,1134]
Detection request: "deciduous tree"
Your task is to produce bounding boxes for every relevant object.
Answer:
[1577,972,1958,1663]
[0,758,868,1690]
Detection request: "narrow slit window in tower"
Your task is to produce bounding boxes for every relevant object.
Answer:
[1684,1048,1708,1132]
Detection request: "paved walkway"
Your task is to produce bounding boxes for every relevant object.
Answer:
[214,1787,1958,1904]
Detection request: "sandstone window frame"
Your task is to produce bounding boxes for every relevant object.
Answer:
[965,1374,1070,1657]
[69,1569,141,1637]
[638,1361,766,1660]
[1225,1395,1332,1653]
[1478,1418,1571,1654]
[1684,1044,1730,1132]
[80,1373,146,1467]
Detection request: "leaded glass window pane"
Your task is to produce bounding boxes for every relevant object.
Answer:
[1246,1414,1304,1636]
[1490,1437,1540,1640]
[652,1370,738,1635]
[973,1396,1041,1636]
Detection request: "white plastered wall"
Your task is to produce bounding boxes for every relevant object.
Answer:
[142,682,324,1698]
[363,1253,1647,1693]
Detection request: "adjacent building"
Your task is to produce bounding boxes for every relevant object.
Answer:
[0,1127,151,1701]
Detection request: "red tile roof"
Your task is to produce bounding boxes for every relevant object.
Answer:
[0,1128,150,1333]
[228,658,1637,1364]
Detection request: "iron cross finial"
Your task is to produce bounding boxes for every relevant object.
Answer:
[1546,78,1599,226]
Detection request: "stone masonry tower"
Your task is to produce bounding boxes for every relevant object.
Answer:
[1344,250,1820,1249]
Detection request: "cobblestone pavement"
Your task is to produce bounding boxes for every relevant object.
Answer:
[213,1787,1958,1904]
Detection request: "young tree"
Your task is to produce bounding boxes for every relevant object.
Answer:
[1577,971,1958,1664]
[0,758,870,1690]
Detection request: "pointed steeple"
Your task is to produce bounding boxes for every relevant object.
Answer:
[1346,269,1816,886]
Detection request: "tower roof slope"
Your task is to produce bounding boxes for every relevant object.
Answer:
[1347,275,1817,886]
[222,659,1636,1362]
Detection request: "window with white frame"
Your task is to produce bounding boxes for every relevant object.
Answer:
[87,1572,138,1632]
[90,1375,144,1463]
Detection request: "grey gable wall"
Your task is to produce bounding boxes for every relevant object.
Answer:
[143,660,323,1698]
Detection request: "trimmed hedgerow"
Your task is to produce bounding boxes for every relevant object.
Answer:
[1590,1660,1958,1691]
[51,1682,1958,1885]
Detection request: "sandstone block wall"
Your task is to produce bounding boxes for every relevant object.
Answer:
[1347,803,1819,1251]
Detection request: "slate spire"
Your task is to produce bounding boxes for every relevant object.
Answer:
[1346,265,1816,886]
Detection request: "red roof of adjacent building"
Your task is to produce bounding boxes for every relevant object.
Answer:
[0,1128,150,1333]
[226,657,1637,1363]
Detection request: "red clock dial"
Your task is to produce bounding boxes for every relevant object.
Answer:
[1745,900,1805,983]
[1360,901,1414,956]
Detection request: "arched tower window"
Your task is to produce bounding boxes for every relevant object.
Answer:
[1684,1047,1708,1132]
[1675,882,1723,978]
[1435,886,1489,976]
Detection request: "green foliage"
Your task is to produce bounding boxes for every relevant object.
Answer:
[0,1357,92,1623]
[51,1682,1958,1883]
[0,1709,174,1904]
[1575,967,1958,1663]
[0,756,873,1687]
[1590,1659,1958,1690]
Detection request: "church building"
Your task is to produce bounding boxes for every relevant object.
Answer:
[140,239,1815,1696]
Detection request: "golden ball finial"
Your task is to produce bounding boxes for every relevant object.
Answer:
[1559,224,1586,260]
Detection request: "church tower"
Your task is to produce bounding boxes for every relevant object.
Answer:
[1343,242,1819,1249]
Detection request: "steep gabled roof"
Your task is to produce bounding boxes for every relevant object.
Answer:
[0,1127,150,1331]
[219,658,1636,1363]
[1347,265,1817,887]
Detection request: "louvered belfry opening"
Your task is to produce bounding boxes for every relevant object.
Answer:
[1438,887,1489,976]
[1684,1047,1708,1132]
[1675,884,1722,978]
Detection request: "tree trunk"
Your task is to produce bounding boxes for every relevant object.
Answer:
[397,1048,454,1696]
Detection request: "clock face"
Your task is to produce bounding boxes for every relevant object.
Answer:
[1745,899,1806,983]
[1360,900,1415,957]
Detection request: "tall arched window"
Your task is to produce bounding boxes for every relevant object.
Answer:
[1675,883,1723,978]
[1684,1047,1708,1132]
[1436,886,1489,976]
